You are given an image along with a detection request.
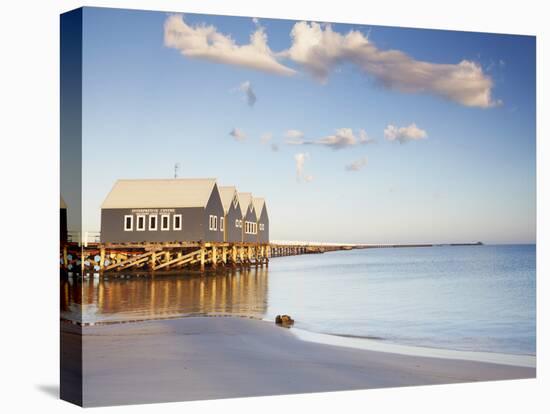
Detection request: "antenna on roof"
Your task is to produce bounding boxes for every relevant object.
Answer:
[174,162,181,179]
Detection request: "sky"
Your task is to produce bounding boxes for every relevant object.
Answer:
[77,7,536,244]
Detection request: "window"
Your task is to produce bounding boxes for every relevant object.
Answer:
[235,219,239,228]
[173,214,182,231]
[220,216,224,232]
[253,223,257,234]
[233,196,238,209]
[245,221,256,234]
[136,214,146,231]
[149,214,158,231]
[161,214,170,231]
[209,215,217,231]
[259,223,265,231]
[124,215,133,231]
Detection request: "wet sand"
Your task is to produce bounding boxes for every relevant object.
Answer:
[65,317,535,407]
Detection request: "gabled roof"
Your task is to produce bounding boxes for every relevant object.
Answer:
[237,192,253,217]
[253,197,265,216]
[219,186,237,213]
[101,178,217,209]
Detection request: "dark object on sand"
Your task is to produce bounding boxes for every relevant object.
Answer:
[275,315,295,327]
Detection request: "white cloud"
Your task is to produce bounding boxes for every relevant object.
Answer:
[359,129,376,144]
[294,153,312,182]
[164,14,295,76]
[239,81,257,106]
[229,127,246,141]
[260,132,273,143]
[164,15,498,108]
[284,22,498,108]
[345,157,368,171]
[285,129,305,139]
[384,123,427,144]
[314,128,357,149]
[287,128,370,150]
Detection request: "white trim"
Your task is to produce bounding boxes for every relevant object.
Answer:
[136,214,146,231]
[149,214,158,231]
[220,216,224,232]
[209,215,217,231]
[173,214,182,231]
[124,215,133,231]
[160,214,170,231]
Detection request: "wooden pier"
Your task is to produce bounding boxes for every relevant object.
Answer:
[59,240,356,277]
[60,239,483,278]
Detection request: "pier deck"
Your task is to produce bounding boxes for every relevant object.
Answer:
[60,239,482,278]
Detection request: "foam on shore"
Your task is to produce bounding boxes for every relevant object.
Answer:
[290,327,536,368]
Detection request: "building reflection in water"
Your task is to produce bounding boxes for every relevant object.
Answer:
[61,268,269,324]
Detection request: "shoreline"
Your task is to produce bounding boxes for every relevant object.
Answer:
[60,312,536,368]
[63,316,536,407]
[62,314,535,367]
[290,326,535,368]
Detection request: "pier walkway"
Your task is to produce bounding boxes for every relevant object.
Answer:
[60,233,481,278]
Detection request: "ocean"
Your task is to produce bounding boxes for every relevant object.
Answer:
[62,244,535,356]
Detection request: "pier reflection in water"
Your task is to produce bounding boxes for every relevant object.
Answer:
[61,268,269,324]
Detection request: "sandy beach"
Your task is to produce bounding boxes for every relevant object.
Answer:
[61,317,535,407]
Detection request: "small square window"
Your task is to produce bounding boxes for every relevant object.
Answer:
[161,214,170,231]
[149,214,158,231]
[124,215,133,231]
[209,215,218,231]
[136,215,146,231]
[173,214,182,231]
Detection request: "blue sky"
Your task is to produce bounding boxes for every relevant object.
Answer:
[79,7,535,244]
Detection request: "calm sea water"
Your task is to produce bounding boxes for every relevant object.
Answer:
[62,245,535,355]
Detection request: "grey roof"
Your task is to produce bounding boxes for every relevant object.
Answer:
[101,178,217,209]
[218,186,237,213]
[237,192,253,217]
[253,197,265,216]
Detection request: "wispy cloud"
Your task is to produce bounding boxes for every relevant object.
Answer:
[284,129,305,140]
[384,123,427,144]
[294,153,313,182]
[260,132,273,143]
[345,157,368,171]
[164,16,498,108]
[229,127,247,141]
[359,129,376,144]
[287,128,371,150]
[239,81,257,106]
[283,22,499,108]
[164,14,295,76]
